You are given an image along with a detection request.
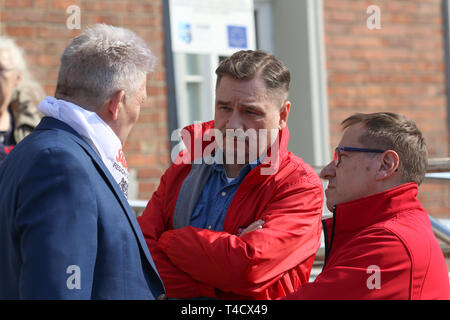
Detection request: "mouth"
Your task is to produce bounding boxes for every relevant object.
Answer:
[325,185,335,195]
[325,180,335,189]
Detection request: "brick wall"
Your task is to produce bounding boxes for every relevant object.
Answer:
[323,0,450,218]
[0,0,170,200]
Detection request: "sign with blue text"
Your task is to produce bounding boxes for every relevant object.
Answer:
[169,0,256,55]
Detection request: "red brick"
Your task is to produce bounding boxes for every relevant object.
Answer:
[34,0,49,8]
[84,1,127,12]
[127,154,157,167]
[137,168,164,179]
[4,0,33,8]
[37,26,73,39]
[5,26,35,37]
[90,15,121,26]
[51,0,81,10]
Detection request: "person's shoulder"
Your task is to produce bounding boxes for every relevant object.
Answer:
[161,156,196,186]
[381,207,441,261]
[7,125,91,178]
[280,152,322,188]
[337,226,411,272]
[16,124,82,156]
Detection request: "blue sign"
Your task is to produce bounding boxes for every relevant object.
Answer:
[227,25,248,48]
[178,22,192,44]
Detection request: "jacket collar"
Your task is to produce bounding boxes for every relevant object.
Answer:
[332,182,425,233]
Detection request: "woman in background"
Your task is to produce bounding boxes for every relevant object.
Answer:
[0,36,43,164]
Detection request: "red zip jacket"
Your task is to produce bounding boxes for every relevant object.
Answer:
[284,183,450,300]
[138,121,323,299]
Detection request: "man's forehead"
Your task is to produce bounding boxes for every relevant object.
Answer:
[215,91,271,108]
[217,75,266,93]
[339,123,367,146]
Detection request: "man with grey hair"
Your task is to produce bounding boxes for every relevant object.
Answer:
[0,24,164,299]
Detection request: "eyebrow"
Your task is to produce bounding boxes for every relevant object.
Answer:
[216,100,263,111]
[216,100,231,106]
[240,103,262,110]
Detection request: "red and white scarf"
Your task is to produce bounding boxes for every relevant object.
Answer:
[38,96,129,198]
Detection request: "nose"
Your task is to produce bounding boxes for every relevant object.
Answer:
[226,108,244,130]
[320,161,336,180]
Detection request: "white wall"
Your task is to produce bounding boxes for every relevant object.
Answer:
[272,0,330,167]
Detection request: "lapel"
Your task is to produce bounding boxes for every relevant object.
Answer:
[35,117,162,282]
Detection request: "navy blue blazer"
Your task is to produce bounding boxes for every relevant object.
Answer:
[0,117,164,299]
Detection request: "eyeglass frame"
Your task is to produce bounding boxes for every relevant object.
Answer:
[333,146,386,167]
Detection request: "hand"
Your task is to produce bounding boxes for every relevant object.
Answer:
[238,219,264,237]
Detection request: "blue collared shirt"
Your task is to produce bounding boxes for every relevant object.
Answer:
[189,160,260,231]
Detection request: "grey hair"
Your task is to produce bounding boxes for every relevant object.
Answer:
[55,24,156,108]
[0,36,45,106]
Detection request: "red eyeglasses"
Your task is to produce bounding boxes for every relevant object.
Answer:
[334,146,386,167]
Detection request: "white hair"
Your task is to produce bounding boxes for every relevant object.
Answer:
[0,36,45,106]
[55,24,157,107]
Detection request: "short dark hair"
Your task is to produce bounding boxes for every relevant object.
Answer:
[215,50,290,96]
[342,112,428,185]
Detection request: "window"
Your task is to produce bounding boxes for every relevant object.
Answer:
[173,53,217,128]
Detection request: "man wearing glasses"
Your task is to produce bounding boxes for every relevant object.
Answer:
[285,112,450,299]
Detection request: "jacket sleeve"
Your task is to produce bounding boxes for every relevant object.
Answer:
[138,167,217,298]
[157,179,324,297]
[15,147,98,299]
[283,228,412,300]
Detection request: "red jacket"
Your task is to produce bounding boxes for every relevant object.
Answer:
[284,183,450,300]
[138,121,323,299]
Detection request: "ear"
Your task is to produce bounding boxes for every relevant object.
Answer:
[279,100,291,130]
[107,90,125,121]
[375,150,400,181]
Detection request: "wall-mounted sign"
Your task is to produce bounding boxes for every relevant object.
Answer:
[169,0,256,55]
